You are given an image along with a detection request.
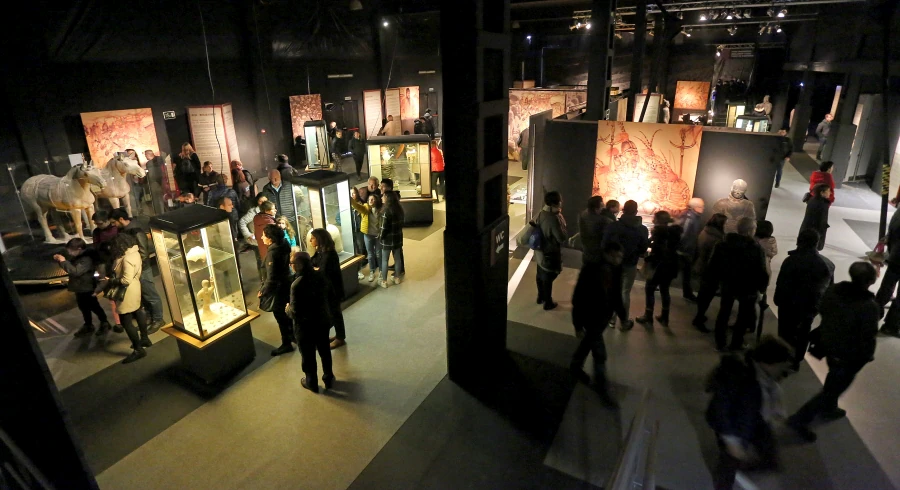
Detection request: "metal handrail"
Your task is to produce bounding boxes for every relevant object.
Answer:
[604,388,659,490]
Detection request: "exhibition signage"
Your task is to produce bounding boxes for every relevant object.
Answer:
[80,108,160,167]
[363,89,383,138]
[187,103,241,182]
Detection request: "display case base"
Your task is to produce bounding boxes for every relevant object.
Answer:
[340,255,365,299]
[162,310,260,384]
[400,198,434,226]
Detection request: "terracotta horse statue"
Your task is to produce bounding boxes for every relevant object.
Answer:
[93,155,147,217]
[20,163,107,243]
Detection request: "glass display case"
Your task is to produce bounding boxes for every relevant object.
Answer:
[290,170,357,265]
[365,135,432,199]
[149,206,248,341]
[304,120,331,169]
[735,115,770,132]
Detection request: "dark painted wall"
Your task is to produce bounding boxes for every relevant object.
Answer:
[536,119,600,232]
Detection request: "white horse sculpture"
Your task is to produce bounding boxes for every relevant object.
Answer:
[20,163,107,243]
[93,155,147,217]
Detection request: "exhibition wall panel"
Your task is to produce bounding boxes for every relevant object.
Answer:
[537,119,600,234]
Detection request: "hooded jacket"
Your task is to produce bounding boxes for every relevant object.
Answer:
[578,209,613,265]
[60,250,99,293]
[602,214,649,267]
[816,281,881,364]
[706,233,768,296]
[800,195,830,237]
[773,247,834,315]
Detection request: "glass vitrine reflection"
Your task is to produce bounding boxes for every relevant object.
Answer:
[290,170,357,265]
[150,207,248,340]
[304,120,331,169]
[365,135,432,199]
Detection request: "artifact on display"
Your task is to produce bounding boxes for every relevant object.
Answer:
[712,178,756,234]
[20,163,107,243]
[92,154,146,218]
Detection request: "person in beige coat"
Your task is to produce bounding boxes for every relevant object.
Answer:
[105,233,151,364]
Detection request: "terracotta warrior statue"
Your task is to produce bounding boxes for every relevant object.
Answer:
[20,163,107,243]
[712,178,756,234]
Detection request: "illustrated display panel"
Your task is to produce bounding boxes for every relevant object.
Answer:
[305,124,330,168]
[289,94,323,140]
[366,142,432,199]
[81,108,160,168]
[399,86,420,134]
[674,81,711,110]
[594,121,703,217]
[152,222,246,339]
[508,89,567,160]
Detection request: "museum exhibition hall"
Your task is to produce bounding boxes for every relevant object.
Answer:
[3,0,900,489]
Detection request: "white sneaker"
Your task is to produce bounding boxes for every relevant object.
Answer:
[357,272,364,280]
[392,276,403,285]
[379,279,389,289]
[367,270,376,282]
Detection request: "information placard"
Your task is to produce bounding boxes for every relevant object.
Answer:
[363,89,383,138]
[187,103,240,182]
[384,88,401,124]
[398,86,420,134]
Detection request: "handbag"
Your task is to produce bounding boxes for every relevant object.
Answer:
[866,242,886,266]
[640,259,657,280]
[103,281,127,303]
[802,192,811,203]
[258,289,277,312]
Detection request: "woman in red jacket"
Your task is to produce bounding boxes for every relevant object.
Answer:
[809,161,835,205]
[430,140,445,202]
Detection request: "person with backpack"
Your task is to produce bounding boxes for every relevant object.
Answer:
[534,191,568,310]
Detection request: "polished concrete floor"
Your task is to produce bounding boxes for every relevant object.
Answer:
[22,155,900,489]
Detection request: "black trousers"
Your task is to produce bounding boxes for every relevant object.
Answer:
[298,333,334,381]
[679,254,695,297]
[119,309,148,349]
[694,280,716,322]
[571,317,611,375]
[353,156,364,176]
[75,292,107,325]
[777,307,816,365]
[329,298,346,340]
[713,426,777,490]
[536,267,560,303]
[715,292,757,350]
[791,358,866,426]
[273,293,294,345]
[431,171,445,198]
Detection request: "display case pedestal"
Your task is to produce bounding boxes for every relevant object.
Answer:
[162,310,260,384]
[340,255,365,299]
[400,197,435,226]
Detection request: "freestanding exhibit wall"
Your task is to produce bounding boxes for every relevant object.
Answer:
[187,104,241,181]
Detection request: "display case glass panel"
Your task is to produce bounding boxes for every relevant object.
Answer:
[290,170,359,266]
[150,207,248,341]
[365,135,432,199]
[304,121,330,169]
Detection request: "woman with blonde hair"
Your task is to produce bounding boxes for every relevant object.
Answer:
[276,215,298,249]
[174,142,201,196]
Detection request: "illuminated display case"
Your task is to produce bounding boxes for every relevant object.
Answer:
[149,206,248,341]
[304,120,331,169]
[290,170,364,297]
[735,115,770,132]
[365,135,432,199]
[725,102,747,127]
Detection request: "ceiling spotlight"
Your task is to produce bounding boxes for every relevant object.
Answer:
[775,24,782,32]
[676,11,683,19]
[728,25,738,35]
[716,49,722,57]
[767,25,773,34]
[615,32,623,39]
[744,9,752,18]
[382,20,389,27]
[777,8,787,17]
[711,11,719,20]
[699,11,708,21]
[683,28,692,37]
[349,0,363,11]
[526,34,532,40]
[767,7,775,17]
[759,25,766,35]
[586,22,592,29]
[726,10,734,19]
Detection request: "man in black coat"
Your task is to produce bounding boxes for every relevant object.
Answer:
[678,198,705,301]
[570,242,634,405]
[706,336,795,489]
[774,229,835,369]
[602,200,649,329]
[787,262,881,442]
[775,129,792,188]
[706,217,768,351]
[287,252,335,393]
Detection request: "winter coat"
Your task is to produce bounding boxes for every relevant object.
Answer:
[422,116,435,139]
[380,207,404,249]
[646,224,682,281]
[431,147,445,172]
[349,138,365,162]
[773,247,834,316]
[253,213,277,258]
[92,225,119,247]
[122,221,151,266]
[173,152,201,178]
[779,136,793,159]
[678,208,703,257]
[602,214,649,267]
[259,241,291,302]
[809,171,835,204]
[262,181,296,221]
[816,281,881,364]
[578,210,613,265]
[312,249,344,301]
[799,196,830,248]
[239,206,260,243]
[572,258,627,329]
[535,205,568,273]
[705,355,768,444]
[706,233,768,296]
[198,171,219,196]
[887,210,900,267]
[693,226,724,277]
[110,245,143,314]
[277,162,298,181]
[755,236,778,278]
[350,199,380,235]
[61,251,98,293]
[815,119,831,141]
[207,186,240,222]
[288,271,332,341]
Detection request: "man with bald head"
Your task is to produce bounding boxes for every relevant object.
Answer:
[262,168,296,226]
[678,197,705,301]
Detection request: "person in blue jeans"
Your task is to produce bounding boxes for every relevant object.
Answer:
[379,191,405,288]
[350,192,383,282]
[109,208,165,333]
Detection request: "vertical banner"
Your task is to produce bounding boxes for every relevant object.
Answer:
[289,94,323,141]
[399,86,420,134]
[384,88,401,126]
[81,108,160,167]
[187,103,240,182]
[633,94,662,123]
[363,89,383,138]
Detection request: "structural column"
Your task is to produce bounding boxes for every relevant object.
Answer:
[789,71,814,152]
[627,0,647,119]
[584,0,616,120]
[441,0,511,387]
